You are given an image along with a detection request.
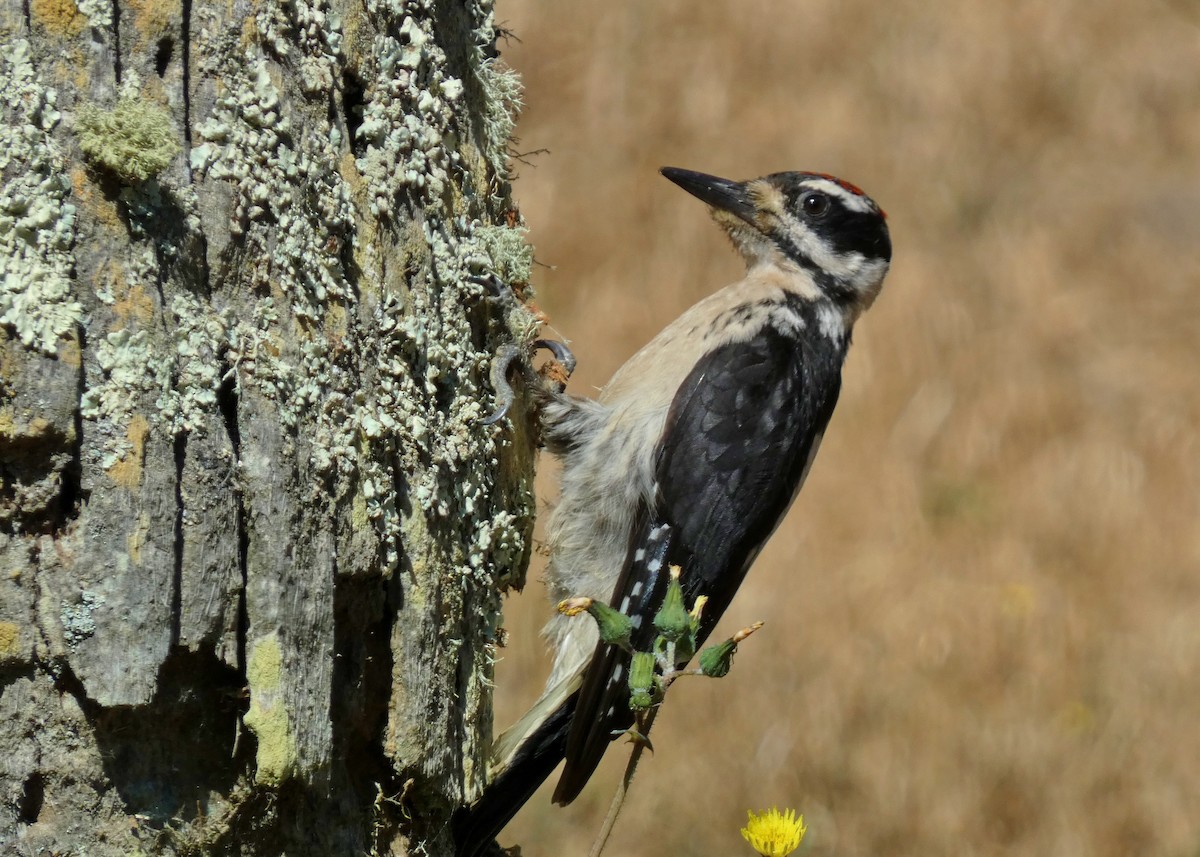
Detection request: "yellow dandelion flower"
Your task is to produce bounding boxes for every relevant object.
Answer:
[740,807,807,857]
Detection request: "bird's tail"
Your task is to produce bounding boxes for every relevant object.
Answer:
[453,694,577,857]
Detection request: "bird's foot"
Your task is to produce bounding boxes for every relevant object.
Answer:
[481,339,577,425]
[475,272,576,425]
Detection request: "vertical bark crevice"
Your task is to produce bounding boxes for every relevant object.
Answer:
[181,0,194,156]
[111,0,122,83]
[171,431,186,647]
[61,328,87,525]
[215,364,248,677]
[341,66,366,157]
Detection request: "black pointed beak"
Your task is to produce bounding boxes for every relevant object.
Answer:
[660,167,756,223]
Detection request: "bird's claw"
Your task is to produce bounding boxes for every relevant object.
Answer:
[470,272,519,309]
[481,343,522,426]
[481,339,577,426]
[532,339,577,378]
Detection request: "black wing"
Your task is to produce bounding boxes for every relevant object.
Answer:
[553,325,846,804]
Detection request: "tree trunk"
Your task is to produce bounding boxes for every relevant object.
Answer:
[0,0,538,852]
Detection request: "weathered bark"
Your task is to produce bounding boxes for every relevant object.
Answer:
[0,0,538,853]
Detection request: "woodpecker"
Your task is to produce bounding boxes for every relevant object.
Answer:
[456,167,891,857]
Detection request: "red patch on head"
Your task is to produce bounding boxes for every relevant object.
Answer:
[811,173,886,218]
[812,172,867,198]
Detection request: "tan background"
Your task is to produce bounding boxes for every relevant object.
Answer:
[491,2,1200,855]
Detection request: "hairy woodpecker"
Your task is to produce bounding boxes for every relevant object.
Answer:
[456,167,891,857]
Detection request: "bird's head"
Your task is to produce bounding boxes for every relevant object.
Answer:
[661,167,892,313]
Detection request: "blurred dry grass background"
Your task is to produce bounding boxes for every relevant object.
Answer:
[489,2,1200,856]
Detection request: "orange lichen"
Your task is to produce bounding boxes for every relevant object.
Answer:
[112,282,155,326]
[105,413,150,488]
[71,167,122,229]
[126,0,179,42]
[58,335,82,368]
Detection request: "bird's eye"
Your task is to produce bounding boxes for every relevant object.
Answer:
[801,193,830,217]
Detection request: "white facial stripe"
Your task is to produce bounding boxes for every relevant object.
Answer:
[780,214,874,283]
[801,178,874,214]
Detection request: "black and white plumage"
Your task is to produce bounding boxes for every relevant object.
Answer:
[455,167,891,857]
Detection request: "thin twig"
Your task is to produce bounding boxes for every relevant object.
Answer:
[588,708,659,857]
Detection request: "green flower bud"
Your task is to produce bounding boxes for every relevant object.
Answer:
[699,621,764,678]
[628,651,657,710]
[698,639,736,677]
[653,566,690,642]
[588,600,633,647]
[558,596,632,648]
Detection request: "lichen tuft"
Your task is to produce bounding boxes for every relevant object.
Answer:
[77,98,180,183]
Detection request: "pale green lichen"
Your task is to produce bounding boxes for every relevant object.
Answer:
[0,40,82,356]
[355,6,466,215]
[475,58,523,179]
[471,510,524,573]
[80,327,172,467]
[80,234,230,466]
[193,59,353,307]
[77,97,180,183]
[187,0,536,592]
[360,214,537,575]
[161,293,232,434]
[61,590,102,648]
[465,0,524,179]
[75,0,111,28]
[255,0,343,93]
[473,224,533,287]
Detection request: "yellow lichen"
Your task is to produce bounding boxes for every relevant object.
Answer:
[351,492,370,532]
[247,634,283,691]
[58,334,82,368]
[30,0,86,36]
[243,635,296,784]
[243,698,297,785]
[0,622,21,658]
